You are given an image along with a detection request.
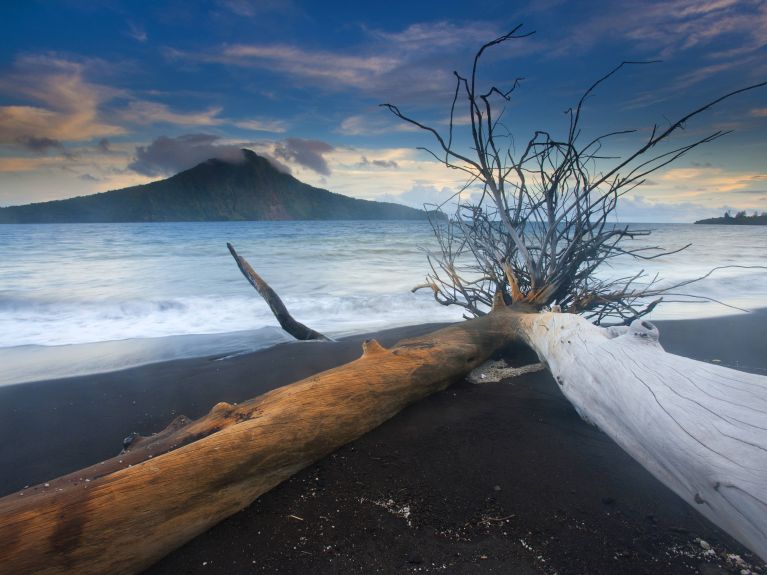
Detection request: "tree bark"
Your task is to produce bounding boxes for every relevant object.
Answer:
[0,308,527,575]
[1,307,765,575]
[517,311,767,561]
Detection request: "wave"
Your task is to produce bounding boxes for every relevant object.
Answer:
[0,292,465,348]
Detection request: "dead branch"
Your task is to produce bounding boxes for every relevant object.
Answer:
[383,28,767,323]
[228,242,330,341]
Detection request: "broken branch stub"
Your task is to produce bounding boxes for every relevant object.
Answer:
[227,242,330,341]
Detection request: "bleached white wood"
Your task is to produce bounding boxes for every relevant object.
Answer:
[518,311,767,561]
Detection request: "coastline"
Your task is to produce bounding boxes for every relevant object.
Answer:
[1,312,766,573]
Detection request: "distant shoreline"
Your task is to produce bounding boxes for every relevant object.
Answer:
[695,213,767,225]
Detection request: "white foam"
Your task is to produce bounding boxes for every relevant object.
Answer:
[0,327,295,387]
[0,291,464,348]
[1,221,765,384]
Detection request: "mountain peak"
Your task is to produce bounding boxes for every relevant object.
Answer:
[0,151,434,223]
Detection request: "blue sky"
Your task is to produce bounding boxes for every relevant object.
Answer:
[1,0,765,221]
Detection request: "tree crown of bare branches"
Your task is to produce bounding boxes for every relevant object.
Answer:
[382,26,767,325]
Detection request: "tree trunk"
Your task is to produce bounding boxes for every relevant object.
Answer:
[0,308,528,575]
[517,311,767,561]
[1,308,764,575]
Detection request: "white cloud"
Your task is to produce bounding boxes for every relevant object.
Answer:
[234,118,288,133]
[653,166,767,196]
[167,21,511,101]
[120,101,224,126]
[368,21,504,54]
[215,44,400,90]
[216,0,302,18]
[377,184,467,211]
[338,113,419,136]
[615,195,729,222]
[127,22,148,43]
[559,0,767,60]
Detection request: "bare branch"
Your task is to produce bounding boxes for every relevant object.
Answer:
[227,243,331,341]
[384,28,767,324]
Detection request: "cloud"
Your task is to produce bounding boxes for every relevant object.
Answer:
[16,135,65,153]
[751,107,767,117]
[127,22,147,43]
[397,184,459,208]
[377,183,474,212]
[0,156,70,173]
[79,173,100,182]
[558,0,767,60]
[657,167,767,193]
[168,21,505,101]
[358,156,398,169]
[368,21,504,54]
[128,134,247,176]
[259,154,292,174]
[338,113,419,136]
[0,54,124,144]
[670,59,749,91]
[215,44,400,91]
[216,0,302,18]
[98,138,112,152]
[273,138,334,175]
[120,101,224,126]
[615,194,732,222]
[234,118,288,133]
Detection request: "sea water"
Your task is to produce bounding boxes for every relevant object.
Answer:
[1,220,765,385]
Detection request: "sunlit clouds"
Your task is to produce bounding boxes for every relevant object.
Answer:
[120,102,225,126]
[0,55,124,144]
[0,1,765,219]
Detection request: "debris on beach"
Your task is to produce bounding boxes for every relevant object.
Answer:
[468,359,544,384]
[359,496,413,528]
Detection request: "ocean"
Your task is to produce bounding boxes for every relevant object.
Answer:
[1,220,765,385]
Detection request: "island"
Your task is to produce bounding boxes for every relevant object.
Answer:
[695,211,767,225]
[0,149,436,223]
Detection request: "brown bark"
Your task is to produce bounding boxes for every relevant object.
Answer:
[0,307,529,575]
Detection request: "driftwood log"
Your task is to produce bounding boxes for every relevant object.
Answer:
[518,311,767,561]
[1,306,765,574]
[0,307,528,575]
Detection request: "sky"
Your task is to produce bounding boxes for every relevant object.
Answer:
[0,0,765,222]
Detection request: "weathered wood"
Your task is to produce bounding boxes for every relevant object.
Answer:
[2,307,765,574]
[227,243,330,341]
[0,309,526,575]
[518,311,767,561]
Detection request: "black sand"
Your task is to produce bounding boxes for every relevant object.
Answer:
[1,312,765,574]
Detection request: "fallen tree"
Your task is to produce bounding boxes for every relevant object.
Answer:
[376,27,767,559]
[1,302,764,574]
[0,304,527,575]
[1,27,766,575]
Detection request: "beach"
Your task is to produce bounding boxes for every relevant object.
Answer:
[1,312,765,574]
